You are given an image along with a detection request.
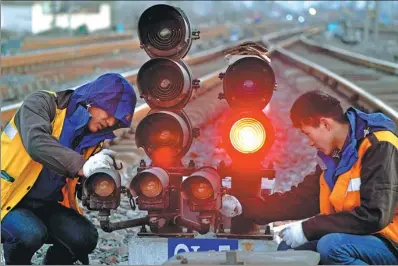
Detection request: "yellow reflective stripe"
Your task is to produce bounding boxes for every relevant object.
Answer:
[39,90,57,96]
[347,177,361,192]
[4,123,18,140]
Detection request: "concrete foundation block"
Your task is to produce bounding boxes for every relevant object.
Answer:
[128,237,279,265]
[165,250,320,265]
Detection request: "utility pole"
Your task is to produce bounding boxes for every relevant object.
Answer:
[50,1,57,29]
[67,2,73,36]
[363,1,370,43]
[374,0,380,41]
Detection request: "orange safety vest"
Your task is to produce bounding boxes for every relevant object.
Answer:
[319,130,398,243]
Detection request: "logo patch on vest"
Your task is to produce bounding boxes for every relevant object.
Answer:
[4,123,18,140]
[347,177,361,192]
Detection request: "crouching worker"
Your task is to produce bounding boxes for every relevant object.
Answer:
[221,91,398,265]
[1,73,137,265]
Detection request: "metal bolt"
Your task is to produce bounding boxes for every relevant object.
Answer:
[265,225,271,234]
[193,128,200,138]
[219,223,225,233]
[140,225,147,233]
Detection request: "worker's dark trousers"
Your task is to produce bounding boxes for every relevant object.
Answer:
[1,199,98,265]
[278,233,398,265]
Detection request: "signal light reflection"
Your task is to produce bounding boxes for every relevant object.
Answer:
[139,174,163,198]
[230,118,266,154]
[190,179,214,200]
[92,176,116,197]
[221,111,275,162]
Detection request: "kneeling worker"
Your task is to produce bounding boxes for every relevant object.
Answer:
[1,73,137,264]
[222,91,397,265]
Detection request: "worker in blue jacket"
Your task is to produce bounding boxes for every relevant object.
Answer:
[222,91,398,265]
[1,73,137,264]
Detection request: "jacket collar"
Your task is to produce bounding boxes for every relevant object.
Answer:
[59,105,115,154]
[319,108,396,190]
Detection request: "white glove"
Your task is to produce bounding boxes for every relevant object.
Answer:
[279,221,308,248]
[219,194,243,218]
[82,149,117,177]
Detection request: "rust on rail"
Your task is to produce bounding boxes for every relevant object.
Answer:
[21,32,135,51]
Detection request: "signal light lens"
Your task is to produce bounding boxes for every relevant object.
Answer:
[181,167,221,212]
[92,176,116,197]
[129,167,170,200]
[137,58,192,109]
[138,4,192,58]
[136,110,192,164]
[149,123,180,147]
[222,111,275,160]
[140,174,163,198]
[223,57,276,110]
[230,118,266,154]
[190,179,214,200]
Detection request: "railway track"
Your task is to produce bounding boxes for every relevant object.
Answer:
[19,31,135,52]
[0,30,239,106]
[1,24,229,75]
[1,21,296,76]
[308,32,398,64]
[0,26,308,128]
[281,34,398,119]
[0,21,296,108]
[17,24,236,53]
[0,37,222,106]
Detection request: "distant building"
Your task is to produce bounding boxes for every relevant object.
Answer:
[1,1,111,34]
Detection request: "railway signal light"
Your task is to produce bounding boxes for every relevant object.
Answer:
[120,4,216,236]
[135,110,194,167]
[181,167,222,212]
[82,168,121,210]
[221,56,276,110]
[137,58,195,110]
[219,42,276,161]
[216,42,278,235]
[129,167,170,210]
[134,4,199,221]
[136,4,199,168]
[222,110,275,162]
[138,4,199,59]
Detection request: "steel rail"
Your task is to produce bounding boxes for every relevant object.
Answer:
[300,35,398,75]
[1,25,229,72]
[275,47,398,123]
